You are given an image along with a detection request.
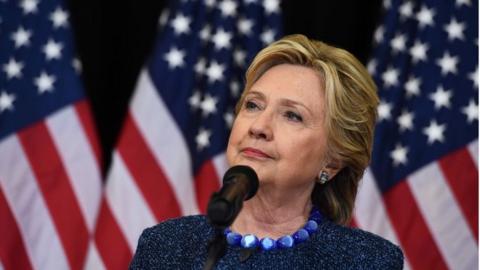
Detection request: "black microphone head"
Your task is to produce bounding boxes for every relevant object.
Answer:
[222,165,259,200]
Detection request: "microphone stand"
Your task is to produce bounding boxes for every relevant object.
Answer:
[203,228,227,270]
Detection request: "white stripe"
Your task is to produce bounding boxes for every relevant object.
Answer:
[130,69,199,215]
[83,243,106,270]
[467,140,478,169]
[106,152,157,251]
[212,153,228,186]
[0,259,4,270]
[46,105,102,231]
[0,135,70,270]
[408,162,478,270]
[355,168,412,270]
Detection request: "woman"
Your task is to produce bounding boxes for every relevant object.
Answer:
[130,34,404,269]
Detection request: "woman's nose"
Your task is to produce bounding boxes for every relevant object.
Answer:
[248,111,273,141]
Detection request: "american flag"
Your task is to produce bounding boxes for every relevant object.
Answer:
[0,0,102,269]
[353,0,478,269]
[91,0,282,268]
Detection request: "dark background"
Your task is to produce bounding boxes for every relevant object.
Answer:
[67,0,383,169]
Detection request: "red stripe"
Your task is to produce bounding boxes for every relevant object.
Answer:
[0,186,33,270]
[117,113,181,221]
[95,199,132,270]
[383,181,449,270]
[194,160,221,213]
[438,148,478,240]
[18,122,89,270]
[75,100,103,172]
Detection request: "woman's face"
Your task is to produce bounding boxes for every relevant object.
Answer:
[226,64,329,190]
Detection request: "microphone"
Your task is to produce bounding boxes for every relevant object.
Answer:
[206,165,259,228]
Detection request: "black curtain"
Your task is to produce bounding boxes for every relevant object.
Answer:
[68,0,382,169]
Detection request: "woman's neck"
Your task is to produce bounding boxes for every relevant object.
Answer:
[230,185,313,239]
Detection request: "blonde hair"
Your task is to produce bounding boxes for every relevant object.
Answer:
[236,34,379,225]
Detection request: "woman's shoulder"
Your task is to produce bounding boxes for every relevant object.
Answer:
[317,221,404,269]
[144,214,211,238]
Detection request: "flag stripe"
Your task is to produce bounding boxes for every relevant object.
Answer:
[383,181,449,270]
[438,147,478,240]
[94,200,132,270]
[0,186,33,270]
[0,135,70,270]
[468,140,478,169]
[194,160,221,213]
[46,105,102,231]
[408,162,478,270]
[130,70,199,215]
[118,114,181,220]
[84,243,106,270]
[75,100,102,169]
[18,123,89,270]
[106,152,157,251]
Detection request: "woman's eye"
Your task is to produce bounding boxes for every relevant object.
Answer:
[285,111,303,122]
[244,100,259,111]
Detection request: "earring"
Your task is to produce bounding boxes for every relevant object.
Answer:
[318,171,329,184]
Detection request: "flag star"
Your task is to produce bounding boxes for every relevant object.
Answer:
[260,29,275,45]
[468,66,478,88]
[399,1,414,19]
[43,39,63,60]
[377,100,393,121]
[390,144,408,166]
[20,0,38,14]
[50,7,69,28]
[200,94,218,117]
[0,91,16,113]
[194,58,206,75]
[462,99,478,123]
[230,80,241,97]
[206,61,225,83]
[3,58,24,79]
[404,76,421,97]
[430,86,452,109]
[199,25,211,42]
[72,58,82,73]
[224,111,234,128]
[11,27,32,48]
[233,49,246,67]
[390,33,407,53]
[205,0,216,8]
[444,18,465,41]
[212,28,232,50]
[397,110,414,132]
[263,0,280,14]
[423,120,446,144]
[456,0,471,7]
[170,14,191,35]
[436,52,458,75]
[238,18,253,36]
[188,91,202,109]
[34,72,56,94]
[383,0,392,9]
[374,26,384,43]
[367,59,377,75]
[196,128,212,150]
[381,67,399,87]
[219,0,237,17]
[416,5,435,28]
[409,40,429,63]
[164,47,186,69]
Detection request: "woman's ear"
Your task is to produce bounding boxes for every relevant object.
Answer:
[324,159,343,179]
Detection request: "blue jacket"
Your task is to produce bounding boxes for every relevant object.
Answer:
[130,215,403,269]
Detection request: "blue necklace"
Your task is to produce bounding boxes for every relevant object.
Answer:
[224,207,322,251]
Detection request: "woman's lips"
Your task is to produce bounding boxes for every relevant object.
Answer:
[241,147,272,159]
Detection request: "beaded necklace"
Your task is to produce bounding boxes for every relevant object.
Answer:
[224,207,322,251]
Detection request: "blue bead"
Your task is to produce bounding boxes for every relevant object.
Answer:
[226,232,242,246]
[276,235,294,248]
[310,211,322,222]
[241,234,259,248]
[260,237,276,251]
[224,228,231,235]
[293,228,309,243]
[304,220,318,233]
